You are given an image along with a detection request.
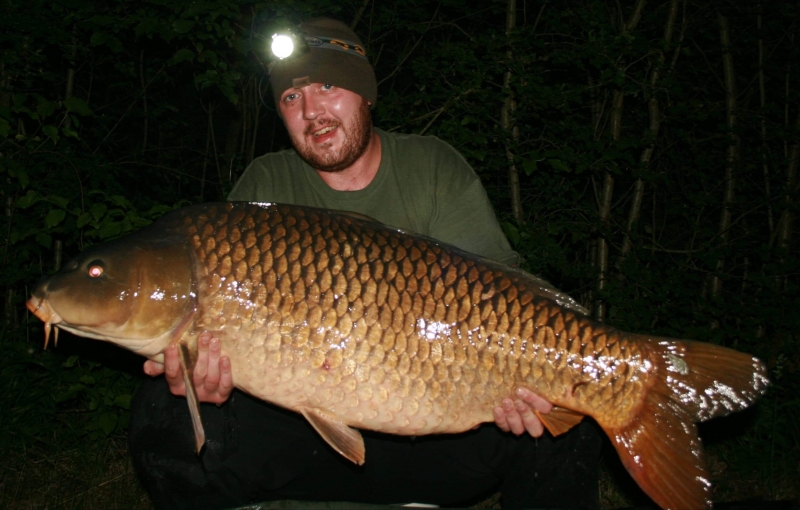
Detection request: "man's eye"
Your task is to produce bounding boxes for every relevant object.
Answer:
[321,84,334,91]
[283,93,299,102]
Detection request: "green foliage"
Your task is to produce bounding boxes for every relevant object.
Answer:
[1,0,799,505]
[0,329,140,450]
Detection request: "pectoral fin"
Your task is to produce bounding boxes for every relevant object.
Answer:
[535,406,584,436]
[177,343,206,454]
[299,407,365,465]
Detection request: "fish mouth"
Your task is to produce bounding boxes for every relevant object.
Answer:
[26,295,63,349]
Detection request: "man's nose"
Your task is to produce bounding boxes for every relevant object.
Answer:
[302,93,325,120]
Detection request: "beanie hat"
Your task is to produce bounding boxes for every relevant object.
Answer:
[269,18,378,108]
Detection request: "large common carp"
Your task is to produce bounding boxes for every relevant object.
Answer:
[27,202,768,509]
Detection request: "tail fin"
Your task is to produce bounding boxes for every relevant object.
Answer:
[601,339,769,510]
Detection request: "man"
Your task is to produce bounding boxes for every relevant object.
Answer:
[130,17,602,510]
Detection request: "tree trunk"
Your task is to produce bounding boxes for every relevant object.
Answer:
[710,12,739,301]
[758,4,774,236]
[775,109,800,291]
[594,0,646,321]
[63,24,77,129]
[248,81,263,165]
[200,102,215,201]
[350,0,371,30]
[3,196,13,326]
[0,62,9,109]
[501,0,523,224]
[619,0,679,261]
[222,104,244,185]
[140,48,149,155]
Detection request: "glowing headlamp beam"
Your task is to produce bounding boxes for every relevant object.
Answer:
[271,33,296,60]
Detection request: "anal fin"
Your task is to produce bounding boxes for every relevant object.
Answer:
[177,343,206,454]
[535,406,584,437]
[299,407,365,465]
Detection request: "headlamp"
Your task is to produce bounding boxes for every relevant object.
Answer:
[268,27,368,62]
[270,30,308,60]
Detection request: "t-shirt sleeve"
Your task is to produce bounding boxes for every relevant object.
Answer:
[426,139,521,266]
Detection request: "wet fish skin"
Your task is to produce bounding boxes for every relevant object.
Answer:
[26,202,769,510]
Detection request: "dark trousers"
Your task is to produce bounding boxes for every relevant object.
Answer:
[129,378,602,509]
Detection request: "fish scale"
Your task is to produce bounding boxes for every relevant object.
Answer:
[27,202,769,510]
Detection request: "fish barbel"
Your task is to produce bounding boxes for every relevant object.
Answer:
[26,202,768,509]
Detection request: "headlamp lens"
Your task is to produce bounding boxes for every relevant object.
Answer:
[271,33,295,60]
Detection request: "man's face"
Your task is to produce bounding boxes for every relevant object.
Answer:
[279,83,372,173]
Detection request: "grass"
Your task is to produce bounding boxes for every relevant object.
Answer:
[0,436,151,510]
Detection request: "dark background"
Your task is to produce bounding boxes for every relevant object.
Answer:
[1,0,798,507]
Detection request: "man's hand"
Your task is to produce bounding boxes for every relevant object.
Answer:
[493,387,553,438]
[143,333,233,404]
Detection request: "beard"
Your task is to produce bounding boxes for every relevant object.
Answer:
[292,99,373,173]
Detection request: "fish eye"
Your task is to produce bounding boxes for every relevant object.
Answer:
[87,260,105,278]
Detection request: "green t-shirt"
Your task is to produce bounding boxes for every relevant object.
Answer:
[228,128,520,265]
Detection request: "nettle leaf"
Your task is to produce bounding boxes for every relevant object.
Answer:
[548,159,570,173]
[523,159,537,175]
[114,394,132,409]
[42,125,59,144]
[99,412,118,435]
[0,118,9,137]
[36,99,57,119]
[9,166,30,188]
[62,355,79,368]
[45,208,66,228]
[49,195,69,209]
[64,97,93,116]
[90,32,108,46]
[77,212,92,228]
[35,231,52,248]
[135,18,160,36]
[110,195,132,208]
[106,36,123,53]
[172,48,195,64]
[96,221,121,240]
[173,19,195,34]
[62,127,80,139]
[91,203,108,221]
[502,221,521,246]
[16,190,42,209]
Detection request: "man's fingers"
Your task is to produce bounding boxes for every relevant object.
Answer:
[203,338,222,392]
[493,405,510,432]
[143,359,165,376]
[193,335,210,383]
[147,335,233,404]
[514,398,544,437]
[218,356,233,397]
[163,345,186,396]
[516,387,553,414]
[502,398,526,436]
